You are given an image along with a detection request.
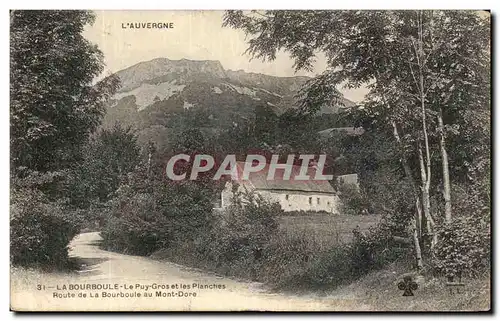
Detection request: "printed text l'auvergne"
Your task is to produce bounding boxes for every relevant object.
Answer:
[122,22,174,29]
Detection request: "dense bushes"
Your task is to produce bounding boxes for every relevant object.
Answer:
[432,216,490,278]
[260,220,410,290]
[100,193,171,255]
[157,192,282,278]
[99,162,488,291]
[202,192,281,278]
[171,223,408,291]
[337,183,371,215]
[431,183,491,278]
[100,167,213,256]
[67,124,141,209]
[156,190,408,291]
[96,167,413,291]
[10,185,82,269]
[260,233,350,289]
[336,175,491,280]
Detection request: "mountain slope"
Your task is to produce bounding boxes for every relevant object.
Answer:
[102,58,354,149]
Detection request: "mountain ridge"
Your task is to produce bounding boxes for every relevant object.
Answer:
[115,58,228,93]
[103,57,354,151]
[113,57,355,108]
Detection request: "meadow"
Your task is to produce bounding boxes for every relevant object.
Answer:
[279,212,382,247]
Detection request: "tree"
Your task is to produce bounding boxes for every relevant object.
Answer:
[99,153,214,255]
[10,10,119,173]
[68,123,141,208]
[223,10,490,269]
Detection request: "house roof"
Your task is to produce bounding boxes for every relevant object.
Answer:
[234,162,336,194]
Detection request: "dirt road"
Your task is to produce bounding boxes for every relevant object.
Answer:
[11,232,371,311]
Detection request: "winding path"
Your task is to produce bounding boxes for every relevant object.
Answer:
[11,232,371,311]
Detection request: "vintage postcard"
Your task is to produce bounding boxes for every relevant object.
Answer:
[10,10,491,312]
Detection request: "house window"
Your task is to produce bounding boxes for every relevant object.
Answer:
[317,198,320,205]
[309,197,312,205]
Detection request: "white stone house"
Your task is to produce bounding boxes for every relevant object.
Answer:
[220,162,339,213]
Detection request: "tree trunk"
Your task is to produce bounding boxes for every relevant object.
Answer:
[393,121,432,261]
[417,145,436,249]
[415,12,437,251]
[415,194,422,240]
[392,121,418,191]
[438,107,452,224]
[412,213,424,271]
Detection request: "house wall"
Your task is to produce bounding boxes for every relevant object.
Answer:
[221,182,339,214]
[221,182,235,208]
[258,190,339,213]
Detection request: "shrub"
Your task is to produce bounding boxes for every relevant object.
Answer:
[431,182,491,278]
[432,216,490,278]
[264,222,411,291]
[337,183,371,215]
[67,124,141,209]
[349,221,411,274]
[160,191,407,291]
[199,192,281,278]
[260,230,338,288]
[10,187,81,269]
[287,246,355,290]
[100,193,171,255]
[155,191,283,279]
[152,185,413,291]
[100,169,213,256]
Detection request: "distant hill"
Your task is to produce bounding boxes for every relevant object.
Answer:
[102,58,354,150]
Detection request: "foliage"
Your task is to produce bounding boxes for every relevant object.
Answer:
[224,10,489,185]
[150,191,282,279]
[100,165,213,255]
[152,188,407,290]
[223,9,490,184]
[221,190,281,241]
[161,204,408,291]
[261,232,351,289]
[10,183,82,268]
[10,10,119,173]
[223,10,491,277]
[269,227,409,291]
[100,193,170,256]
[432,216,490,278]
[9,10,121,269]
[337,183,371,216]
[432,183,491,277]
[192,192,281,278]
[67,123,141,208]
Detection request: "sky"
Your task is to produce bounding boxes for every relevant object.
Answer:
[83,10,369,102]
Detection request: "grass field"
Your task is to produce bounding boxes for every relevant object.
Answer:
[279,213,382,248]
[333,261,491,311]
[277,213,490,311]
